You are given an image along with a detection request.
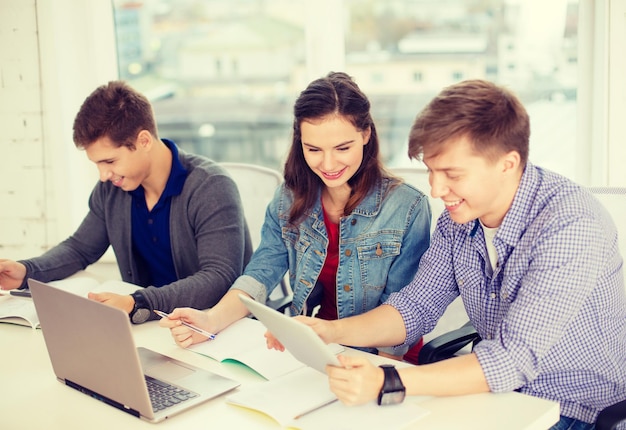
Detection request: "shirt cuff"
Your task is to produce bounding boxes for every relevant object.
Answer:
[385,292,425,348]
[229,275,268,305]
[473,340,527,392]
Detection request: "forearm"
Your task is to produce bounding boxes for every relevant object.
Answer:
[141,267,234,315]
[20,238,100,287]
[207,289,253,332]
[400,353,490,396]
[334,304,407,348]
[22,195,113,287]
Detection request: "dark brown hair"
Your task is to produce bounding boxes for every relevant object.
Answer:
[284,72,388,224]
[408,79,529,165]
[72,80,157,149]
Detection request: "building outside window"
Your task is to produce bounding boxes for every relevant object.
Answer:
[112,0,579,180]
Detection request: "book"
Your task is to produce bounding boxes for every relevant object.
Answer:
[226,365,431,429]
[0,276,139,329]
[188,317,344,380]
[226,365,337,427]
[193,311,428,428]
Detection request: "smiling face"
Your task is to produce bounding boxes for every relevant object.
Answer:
[300,114,370,192]
[85,133,152,192]
[424,135,522,228]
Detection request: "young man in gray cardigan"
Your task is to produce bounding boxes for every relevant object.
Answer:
[0,81,253,323]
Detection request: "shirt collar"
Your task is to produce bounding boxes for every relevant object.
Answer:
[348,178,388,217]
[488,163,538,247]
[130,138,188,200]
[466,163,537,245]
[160,139,188,199]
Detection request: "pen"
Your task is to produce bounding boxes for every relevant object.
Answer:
[153,310,217,340]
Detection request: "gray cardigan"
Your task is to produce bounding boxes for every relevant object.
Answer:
[20,148,253,316]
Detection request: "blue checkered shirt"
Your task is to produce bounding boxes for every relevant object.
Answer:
[386,163,626,424]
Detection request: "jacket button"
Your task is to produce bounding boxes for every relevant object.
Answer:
[351,219,357,225]
[345,249,352,256]
[343,284,351,292]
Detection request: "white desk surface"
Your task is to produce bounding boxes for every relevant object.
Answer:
[0,309,560,430]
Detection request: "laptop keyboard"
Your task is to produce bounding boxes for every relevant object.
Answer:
[145,375,198,412]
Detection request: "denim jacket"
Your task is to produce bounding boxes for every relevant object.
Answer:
[231,177,431,354]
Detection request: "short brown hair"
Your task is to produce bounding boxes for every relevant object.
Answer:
[72,80,158,149]
[408,79,529,165]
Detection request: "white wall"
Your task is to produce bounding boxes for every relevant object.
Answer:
[0,0,47,259]
[607,0,626,185]
[0,0,117,260]
[577,0,626,186]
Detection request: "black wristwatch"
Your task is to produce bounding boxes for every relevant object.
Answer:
[129,291,152,324]
[377,364,406,406]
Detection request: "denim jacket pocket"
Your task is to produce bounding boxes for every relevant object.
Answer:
[357,240,401,307]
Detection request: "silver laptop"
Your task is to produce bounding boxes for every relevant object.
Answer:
[28,279,240,423]
[239,294,342,374]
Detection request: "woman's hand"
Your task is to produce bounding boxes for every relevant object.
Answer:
[157,307,214,348]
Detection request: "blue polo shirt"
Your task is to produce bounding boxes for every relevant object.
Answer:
[130,139,188,287]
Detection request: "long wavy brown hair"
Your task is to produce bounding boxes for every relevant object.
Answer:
[284,72,388,224]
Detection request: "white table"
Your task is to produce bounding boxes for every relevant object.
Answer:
[0,317,560,429]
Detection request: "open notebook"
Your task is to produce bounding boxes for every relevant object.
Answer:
[28,279,240,423]
[0,276,138,328]
[227,295,430,428]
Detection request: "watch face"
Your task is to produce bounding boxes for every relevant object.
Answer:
[131,307,151,324]
[379,389,406,406]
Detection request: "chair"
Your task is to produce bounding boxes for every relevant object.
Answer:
[219,162,293,311]
[597,400,626,430]
[220,162,284,249]
[416,320,481,364]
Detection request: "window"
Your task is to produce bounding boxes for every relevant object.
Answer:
[112,0,580,180]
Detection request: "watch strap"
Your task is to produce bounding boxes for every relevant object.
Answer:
[378,364,406,405]
[129,291,152,324]
[131,291,150,311]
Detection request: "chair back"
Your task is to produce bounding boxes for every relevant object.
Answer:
[220,162,292,310]
[220,162,284,249]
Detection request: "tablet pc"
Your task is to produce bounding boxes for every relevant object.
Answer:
[239,295,342,374]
